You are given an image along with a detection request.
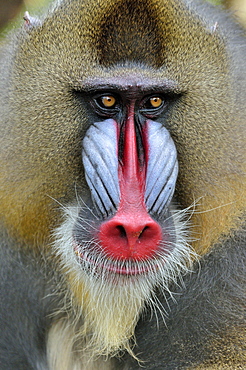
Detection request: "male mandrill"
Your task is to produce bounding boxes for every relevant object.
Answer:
[0,0,245,369]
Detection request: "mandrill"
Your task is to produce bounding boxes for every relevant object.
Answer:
[0,0,245,369]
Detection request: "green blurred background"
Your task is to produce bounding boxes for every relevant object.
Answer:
[0,0,50,31]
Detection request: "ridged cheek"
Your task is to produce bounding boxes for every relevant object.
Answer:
[82,119,120,217]
[144,120,178,216]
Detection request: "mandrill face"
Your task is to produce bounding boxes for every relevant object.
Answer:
[55,74,193,283]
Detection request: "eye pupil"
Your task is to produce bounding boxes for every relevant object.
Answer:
[149,96,162,108]
[101,95,116,108]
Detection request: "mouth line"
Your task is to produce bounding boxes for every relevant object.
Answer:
[73,242,157,276]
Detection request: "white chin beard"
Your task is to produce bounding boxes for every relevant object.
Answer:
[53,203,195,357]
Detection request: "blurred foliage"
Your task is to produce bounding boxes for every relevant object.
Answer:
[0,0,51,33]
[207,0,223,4]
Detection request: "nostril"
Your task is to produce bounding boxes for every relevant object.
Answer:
[139,226,148,239]
[116,225,127,239]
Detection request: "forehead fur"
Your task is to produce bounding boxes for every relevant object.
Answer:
[35,0,223,73]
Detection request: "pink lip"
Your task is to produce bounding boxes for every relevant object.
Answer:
[74,244,155,276]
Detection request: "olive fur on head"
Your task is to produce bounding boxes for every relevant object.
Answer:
[0,0,245,369]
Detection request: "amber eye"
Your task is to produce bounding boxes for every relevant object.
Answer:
[149,96,163,108]
[99,95,116,108]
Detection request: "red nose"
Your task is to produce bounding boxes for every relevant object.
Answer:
[99,202,162,260]
[98,106,162,261]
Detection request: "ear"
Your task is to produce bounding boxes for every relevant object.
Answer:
[23,11,41,31]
